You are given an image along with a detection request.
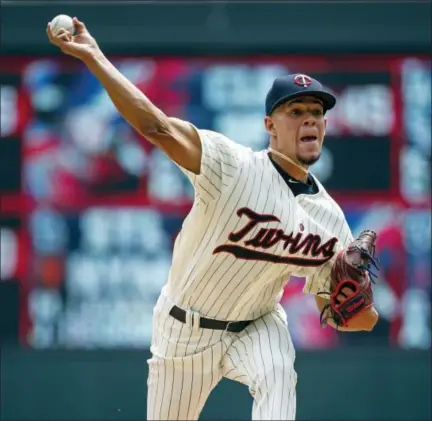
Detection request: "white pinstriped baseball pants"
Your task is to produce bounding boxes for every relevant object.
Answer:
[147,293,297,420]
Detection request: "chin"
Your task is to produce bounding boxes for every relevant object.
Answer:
[298,153,321,166]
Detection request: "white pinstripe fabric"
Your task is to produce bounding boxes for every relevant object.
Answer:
[166,127,353,321]
[148,293,296,420]
[147,126,354,420]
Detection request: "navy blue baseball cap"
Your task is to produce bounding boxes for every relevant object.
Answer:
[265,73,336,115]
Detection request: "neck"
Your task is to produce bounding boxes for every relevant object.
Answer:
[268,148,309,182]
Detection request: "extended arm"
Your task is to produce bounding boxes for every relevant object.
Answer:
[47,17,201,174]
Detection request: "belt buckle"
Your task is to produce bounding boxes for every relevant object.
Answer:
[190,310,201,331]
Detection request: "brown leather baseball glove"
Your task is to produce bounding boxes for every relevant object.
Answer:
[319,230,379,328]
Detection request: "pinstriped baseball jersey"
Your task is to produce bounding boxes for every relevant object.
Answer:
[164,125,354,321]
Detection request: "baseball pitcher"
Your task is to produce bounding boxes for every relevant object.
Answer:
[47,18,380,421]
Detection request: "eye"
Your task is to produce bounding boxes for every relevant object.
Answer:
[290,108,303,117]
[312,109,324,117]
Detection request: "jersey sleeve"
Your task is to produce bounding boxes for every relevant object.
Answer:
[302,219,355,296]
[175,121,246,204]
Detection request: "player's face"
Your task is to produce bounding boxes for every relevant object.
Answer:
[265,97,327,166]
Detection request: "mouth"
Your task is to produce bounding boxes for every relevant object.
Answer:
[300,136,318,143]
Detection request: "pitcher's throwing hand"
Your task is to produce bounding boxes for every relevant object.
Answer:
[47,17,99,60]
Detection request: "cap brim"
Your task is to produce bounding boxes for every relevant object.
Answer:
[268,90,336,115]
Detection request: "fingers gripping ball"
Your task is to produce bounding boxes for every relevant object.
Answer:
[320,230,379,328]
[50,14,75,36]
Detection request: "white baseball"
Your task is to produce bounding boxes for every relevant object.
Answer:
[50,14,75,36]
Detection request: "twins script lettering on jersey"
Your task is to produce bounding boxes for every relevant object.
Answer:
[213,207,338,267]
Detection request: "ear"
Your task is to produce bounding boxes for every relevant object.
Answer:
[324,117,327,135]
[264,116,277,136]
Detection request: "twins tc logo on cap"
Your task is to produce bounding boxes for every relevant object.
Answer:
[294,74,312,87]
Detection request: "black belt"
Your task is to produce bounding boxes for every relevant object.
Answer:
[169,305,252,333]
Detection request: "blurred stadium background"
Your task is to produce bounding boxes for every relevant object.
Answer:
[0,1,431,420]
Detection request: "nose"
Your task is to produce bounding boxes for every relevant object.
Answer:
[303,115,316,126]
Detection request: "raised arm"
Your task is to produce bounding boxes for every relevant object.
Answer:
[46,17,201,174]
